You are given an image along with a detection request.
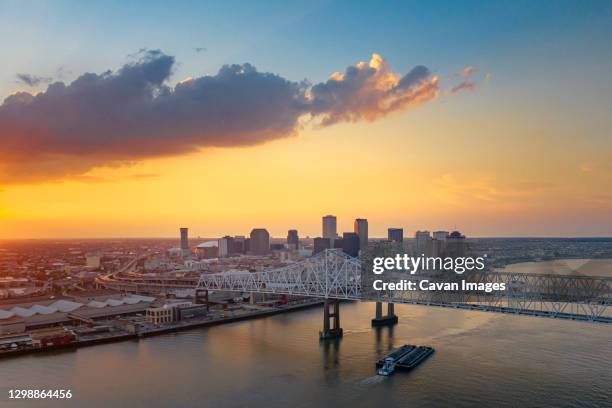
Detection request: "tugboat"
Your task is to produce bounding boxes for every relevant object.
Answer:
[377,357,396,376]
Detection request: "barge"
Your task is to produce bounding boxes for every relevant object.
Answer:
[376,344,434,376]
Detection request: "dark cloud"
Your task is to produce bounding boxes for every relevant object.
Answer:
[194,47,207,53]
[450,81,476,94]
[16,74,53,87]
[0,51,439,184]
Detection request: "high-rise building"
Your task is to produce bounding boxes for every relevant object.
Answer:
[233,236,246,254]
[388,228,403,243]
[415,230,430,255]
[180,228,189,251]
[433,231,449,241]
[322,215,337,241]
[333,238,344,250]
[342,232,360,257]
[218,236,234,257]
[445,231,467,258]
[287,229,299,249]
[250,229,270,255]
[431,231,449,257]
[430,238,442,257]
[313,237,331,254]
[354,218,368,250]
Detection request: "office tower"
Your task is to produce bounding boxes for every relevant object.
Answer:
[218,236,234,257]
[445,231,467,258]
[250,228,270,255]
[431,231,449,257]
[388,228,403,243]
[415,230,430,255]
[233,236,246,254]
[313,237,331,254]
[322,215,337,241]
[432,231,449,241]
[430,238,441,257]
[342,232,360,257]
[354,218,368,250]
[287,229,299,249]
[180,228,189,250]
[333,237,344,250]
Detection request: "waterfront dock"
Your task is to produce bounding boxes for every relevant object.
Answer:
[0,299,323,359]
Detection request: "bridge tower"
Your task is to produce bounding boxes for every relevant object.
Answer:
[371,301,398,326]
[320,299,343,340]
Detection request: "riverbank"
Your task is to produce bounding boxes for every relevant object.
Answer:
[0,299,324,359]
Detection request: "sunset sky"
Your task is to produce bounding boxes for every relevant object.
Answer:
[1,0,611,239]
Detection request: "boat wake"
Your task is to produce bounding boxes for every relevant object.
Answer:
[357,375,386,386]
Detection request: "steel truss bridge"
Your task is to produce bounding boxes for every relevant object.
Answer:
[196,249,612,324]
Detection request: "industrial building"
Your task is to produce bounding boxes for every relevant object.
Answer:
[0,291,155,333]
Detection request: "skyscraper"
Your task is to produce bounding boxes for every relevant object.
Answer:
[445,231,467,258]
[415,230,430,255]
[287,229,299,249]
[322,215,337,241]
[333,237,344,250]
[354,218,368,250]
[388,228,403,243]
[431,231,449,257]
[432,231,449,241]
[218,236,234,257]
[180,227,189,251]
[313,237,331,254]
[250,228,270,255]
[342,232,360,257]
[233,236,246,254]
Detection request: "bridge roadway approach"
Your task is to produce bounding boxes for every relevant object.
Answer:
[99,250,612,339]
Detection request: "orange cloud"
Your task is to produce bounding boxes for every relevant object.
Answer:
[310,53,439,125]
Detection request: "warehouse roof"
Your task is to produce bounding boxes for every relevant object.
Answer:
[0,295,155,320]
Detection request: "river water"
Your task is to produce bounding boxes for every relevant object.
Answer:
[1,300,611,408]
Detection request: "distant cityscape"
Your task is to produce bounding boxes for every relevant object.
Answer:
[1,214,611,356]
[0,213,472,355]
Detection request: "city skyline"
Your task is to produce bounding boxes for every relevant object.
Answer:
[1,0,612,239]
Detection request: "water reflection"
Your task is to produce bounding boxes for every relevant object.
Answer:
[1,302,611,408]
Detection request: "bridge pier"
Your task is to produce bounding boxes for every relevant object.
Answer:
[320,299,343,340]
[195,289,209,311]
[371,301,398,327]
